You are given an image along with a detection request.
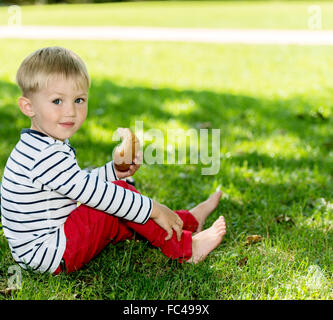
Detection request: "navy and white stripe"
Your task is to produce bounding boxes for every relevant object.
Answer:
[1,129,153,273]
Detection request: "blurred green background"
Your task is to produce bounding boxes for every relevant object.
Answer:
[1,1,333,29]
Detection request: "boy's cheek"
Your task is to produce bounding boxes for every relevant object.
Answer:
[78,109,88,124]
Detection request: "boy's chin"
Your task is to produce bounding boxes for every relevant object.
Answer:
[51,132,74,142]
[54,128,78,141]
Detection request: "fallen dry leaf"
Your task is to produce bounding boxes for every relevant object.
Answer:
[275,215,295,225]
[0,287,18,296]
[73,293,82,299]
[237,256,248,267]
[245,235,263,245]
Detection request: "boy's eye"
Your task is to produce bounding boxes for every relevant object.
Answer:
[52,99,62,105]
[75,98,85,103]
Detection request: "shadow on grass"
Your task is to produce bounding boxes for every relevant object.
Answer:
[0,78,331,297]
[229,151,333,176]
[0,78,332,166]
[0,76,331,230]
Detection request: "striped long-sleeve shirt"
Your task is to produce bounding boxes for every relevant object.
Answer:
[0,129,153,273]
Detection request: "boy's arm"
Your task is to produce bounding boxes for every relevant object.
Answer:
[88,149,143,181]
[30,143,152,224]
[88,161,120,182]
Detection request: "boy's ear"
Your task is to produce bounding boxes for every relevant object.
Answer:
[18,96,35,118]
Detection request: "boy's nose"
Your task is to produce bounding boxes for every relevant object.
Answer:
[64,103,76,117]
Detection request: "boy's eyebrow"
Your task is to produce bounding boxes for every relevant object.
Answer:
[51,92,88,96]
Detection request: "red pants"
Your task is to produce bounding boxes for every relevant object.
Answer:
[54,180,198,274]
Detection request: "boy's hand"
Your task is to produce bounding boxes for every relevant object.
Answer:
[150,200,184,241]
[114,151,143,179]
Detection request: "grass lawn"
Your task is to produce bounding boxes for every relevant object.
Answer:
[0,1,333,29]
[0,38,332,300]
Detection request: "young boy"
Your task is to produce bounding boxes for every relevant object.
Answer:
[0,46,226,274]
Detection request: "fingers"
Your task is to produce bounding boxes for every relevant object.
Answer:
[164,227,173,241]
[135,151,143,164]
[164,217,184,242]
[132,151,143,166]
[114,170,130,179]
[175,217,183,241]
[173,224,182,242]
[129,153,142,175]
[123,163,140,178]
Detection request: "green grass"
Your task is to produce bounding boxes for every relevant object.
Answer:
[1,1,333,29]
[0,38,332,300]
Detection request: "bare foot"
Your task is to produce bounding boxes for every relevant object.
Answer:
[189,190,222,232]
[187,216,226,264]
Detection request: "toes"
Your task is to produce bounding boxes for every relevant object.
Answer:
[213,216,226,234]
[213,216,224,226]
[209,190,222,202]
[213,190,222,200]
[217,216,225,224]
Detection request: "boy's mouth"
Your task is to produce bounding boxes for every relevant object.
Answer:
[60,122,75,128]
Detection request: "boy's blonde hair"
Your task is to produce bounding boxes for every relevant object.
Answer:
[16,46,90,97]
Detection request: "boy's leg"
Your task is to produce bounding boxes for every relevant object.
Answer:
[54,180,199,274]
[54,203,134,274]
[124,218,193,262]
[114,180,198,262]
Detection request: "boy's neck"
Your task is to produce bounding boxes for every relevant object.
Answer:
[25,128,49,138]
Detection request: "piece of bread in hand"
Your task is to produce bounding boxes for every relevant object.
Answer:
[113,128,140,172]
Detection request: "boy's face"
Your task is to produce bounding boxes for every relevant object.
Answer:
[28,75,88,141]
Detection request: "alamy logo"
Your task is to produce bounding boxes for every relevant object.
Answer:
[8,5,22,27]
[7,265,22,290]
[114,121,221,175]
[308,5,322,30]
